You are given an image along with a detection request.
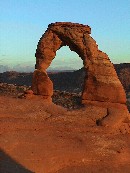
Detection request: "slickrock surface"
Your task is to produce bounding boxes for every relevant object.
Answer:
[0,95,130,173]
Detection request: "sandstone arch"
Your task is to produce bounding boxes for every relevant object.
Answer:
[32,22,126,106]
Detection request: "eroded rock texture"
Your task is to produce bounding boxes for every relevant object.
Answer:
[0,96,130,173]
[32,22,126,106]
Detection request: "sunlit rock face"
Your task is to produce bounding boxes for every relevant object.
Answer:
[32,22,126,105]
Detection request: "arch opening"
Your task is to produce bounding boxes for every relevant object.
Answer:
[47,46,84,109]
[48,46,83,72]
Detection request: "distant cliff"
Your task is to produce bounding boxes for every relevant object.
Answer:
[114,63,130,91]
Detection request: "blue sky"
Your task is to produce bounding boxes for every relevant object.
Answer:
[0,0,130,71]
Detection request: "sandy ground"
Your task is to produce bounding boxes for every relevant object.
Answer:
[0,95,130,173]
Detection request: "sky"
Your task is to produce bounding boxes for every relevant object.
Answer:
[0,0,130,71]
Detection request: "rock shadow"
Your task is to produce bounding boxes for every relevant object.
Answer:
[0,149,34,173]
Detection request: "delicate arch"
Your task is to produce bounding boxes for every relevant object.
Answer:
[32,22,126,105]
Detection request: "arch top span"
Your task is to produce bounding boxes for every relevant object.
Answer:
[35,22,92,70]
[32,22,126,106]
[48,22,91,34]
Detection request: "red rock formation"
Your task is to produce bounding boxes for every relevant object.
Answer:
[31,22,129,127]
[32,70,53,98]
[33,22,126,104]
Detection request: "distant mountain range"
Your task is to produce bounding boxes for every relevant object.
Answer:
[0,64,35,73]
[47,66,75,72]
[0,65,10,73]
[0,65,76,73]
